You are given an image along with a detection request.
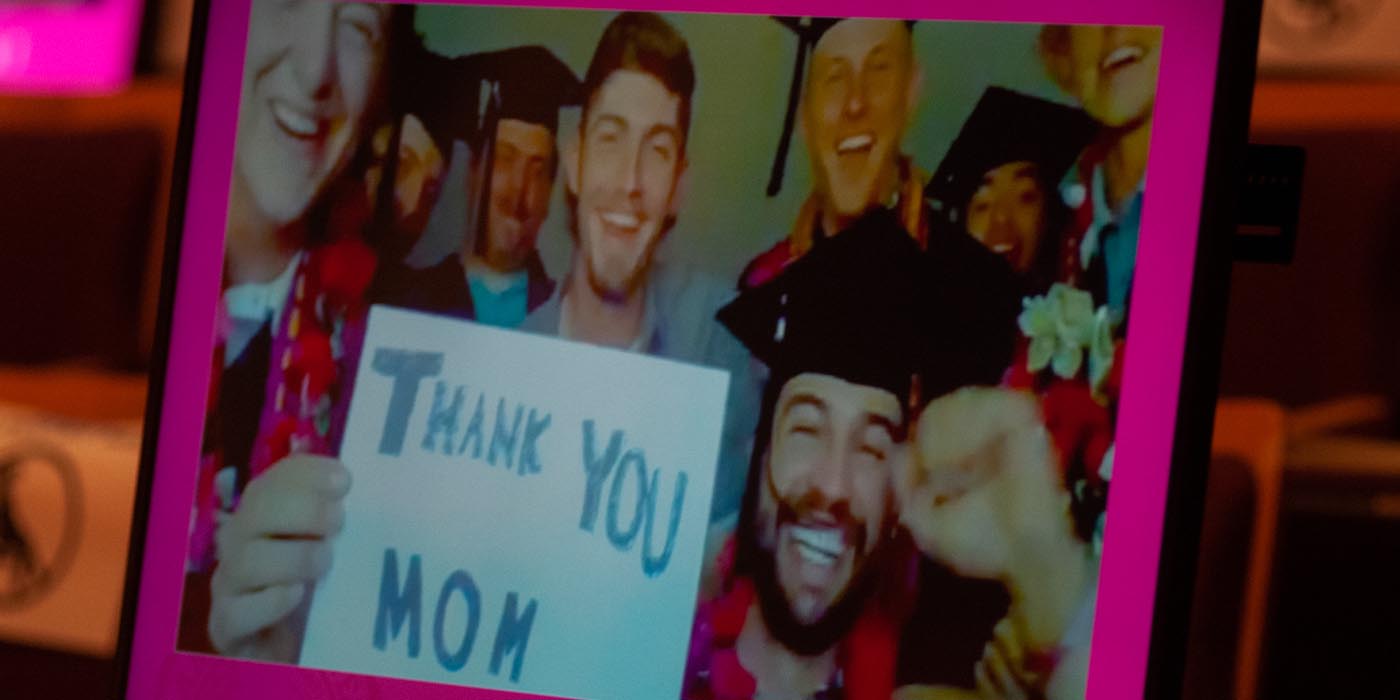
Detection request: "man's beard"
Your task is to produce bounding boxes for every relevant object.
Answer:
[585,254,647,305]
[583,231,664,305]
[750,488,888,657]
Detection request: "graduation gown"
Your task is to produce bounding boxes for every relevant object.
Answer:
[375,252,555,323]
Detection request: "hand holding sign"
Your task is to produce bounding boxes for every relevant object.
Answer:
[208,455,349,661]
[299,307,728,700]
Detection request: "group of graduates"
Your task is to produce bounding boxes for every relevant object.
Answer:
[180,4,1160,699]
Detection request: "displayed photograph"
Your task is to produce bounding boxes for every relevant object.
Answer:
[176,3,1161,699]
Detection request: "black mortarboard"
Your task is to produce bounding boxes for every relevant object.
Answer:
[925,87,1099,227]
[464,47,581,252]
[471,46,583,138]
[372,7,452,255]
[718,207,1016,413]
[767,16,917,197]
[377,45,580,257]
[400,46,581,155]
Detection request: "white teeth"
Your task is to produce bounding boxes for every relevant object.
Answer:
[790,525,843,565]
[797,541,837,565]
[601,211,640,228]
[991,243,1014,253]
[1102,45,1145,71]
[837,133,874,153]
[271,100,319,137]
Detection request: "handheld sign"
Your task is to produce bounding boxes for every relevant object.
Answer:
[300,306,728,699]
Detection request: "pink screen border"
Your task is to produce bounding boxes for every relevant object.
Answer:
[0,0,142,94]
[125,0,1227,697]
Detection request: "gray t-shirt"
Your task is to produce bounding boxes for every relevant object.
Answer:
[522,263,761,524]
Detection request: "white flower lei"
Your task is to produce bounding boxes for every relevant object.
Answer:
[1017,282,1121,403]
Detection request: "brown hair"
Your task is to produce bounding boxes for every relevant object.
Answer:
[581,11,696,152]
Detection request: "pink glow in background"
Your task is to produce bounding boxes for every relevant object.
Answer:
[125,0,1227,697]
[0,0,143,94]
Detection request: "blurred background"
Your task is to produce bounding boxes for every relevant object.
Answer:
[1,0,1397,697]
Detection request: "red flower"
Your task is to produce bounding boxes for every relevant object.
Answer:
[313,237,378,315]
[709,650,757,699]
[1103,341,1126,404]
[286,329,336,400]
[1042,379,1113,485]
[326,181,372,245]
[739,239,794,291]
[710,576,752,642]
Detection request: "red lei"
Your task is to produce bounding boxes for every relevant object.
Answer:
[190,234,377,572]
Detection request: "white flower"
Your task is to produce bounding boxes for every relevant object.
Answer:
[1018,293,1055,337]
[1019,283,1099,379]
[1050,283,1096,348]
[1051,341,1084,380]
[1019,294,1057,373]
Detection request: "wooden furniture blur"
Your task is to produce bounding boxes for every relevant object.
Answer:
[1199,398,1287,700]
[1224,77,1400,411]
[0,76,183,364]
[0,79,174,696]
[0,366,146,421]
[1197,76,1400,698]
[1252,78,1400,131]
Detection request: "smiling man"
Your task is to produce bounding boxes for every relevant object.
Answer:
[687,210,1015,700]
[724,23,1027,692]
[378,46,579,328]
[741,17,1016,295]
[522,12,759,525]
[1037,24,1163,318]
[188,0,401,660]
[525,12,694,349]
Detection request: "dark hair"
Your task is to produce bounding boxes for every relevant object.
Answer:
[1023,167,1077,296]
[581,11,696,151]
[730,376,915,653]
[733,380,782,581]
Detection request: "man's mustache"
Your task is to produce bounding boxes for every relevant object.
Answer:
[767,469,867,555]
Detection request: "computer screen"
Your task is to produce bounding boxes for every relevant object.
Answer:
[118,1,1259,698]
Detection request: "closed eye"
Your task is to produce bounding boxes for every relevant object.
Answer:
[860,445,886,461]
[337,6,383,46]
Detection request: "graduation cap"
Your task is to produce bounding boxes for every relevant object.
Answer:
[766,16,917,197]
[925,87,1099,227]
[369,8,451,255]
[388,45,581,169]
[454,46,582,253]
[718,206,1013,411]
[371,42,581,254]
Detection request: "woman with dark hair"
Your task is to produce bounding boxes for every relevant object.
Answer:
[925,86,1099,297]
[180,1,422,661]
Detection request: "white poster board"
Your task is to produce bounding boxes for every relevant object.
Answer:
[301,306,728,700]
